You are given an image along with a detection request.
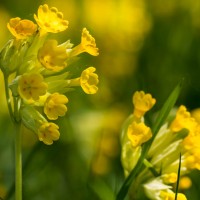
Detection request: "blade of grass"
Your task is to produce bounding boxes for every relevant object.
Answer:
[175,153,182,200]
[116,80,183,200]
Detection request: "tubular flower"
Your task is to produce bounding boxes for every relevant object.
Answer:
[18,73,47,100]
[68,67,99,94]
[7,17,37,39]
[170,105,196,133]
[80,67,99,94]
[34,4,68,34]
[44,93,68,120]
[127,121,152,147]
[38,122,60,145]
[132,91,156,119]
[38,40,68,71]
[71,28,99,56]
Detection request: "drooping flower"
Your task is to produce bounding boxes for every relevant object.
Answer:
[38,122,60,145]
[34,4,68,34]
[18,73,47,100]
[7,17,37,39]
[70,28,99,56]
[127,121,152,147]
[38,40,68,71]
[44,93,68,120]
[132,91,156,119]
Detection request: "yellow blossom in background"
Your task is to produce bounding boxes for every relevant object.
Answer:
[71,28,99,56]
[18,73,47,100]
[34,4,68,34]
[179,176,192,190]
[38,40,68,71]
[44,93,68,120]
[162,173,177,184]
[7,17,37,39]
[159,191,187,200]
[132,91,156,118]
[127,121,152,147]
[38,122,60,145]
[80,67,99,94]
[170,105,196,132]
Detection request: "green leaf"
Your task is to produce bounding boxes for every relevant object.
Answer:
[175,153,182,200]
[116,80,183,200]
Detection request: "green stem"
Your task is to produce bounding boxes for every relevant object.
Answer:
[15,123,22,200]
[4,75,15,123]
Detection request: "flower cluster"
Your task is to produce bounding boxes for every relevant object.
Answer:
[121,91,200,200]
[0,4,99,145]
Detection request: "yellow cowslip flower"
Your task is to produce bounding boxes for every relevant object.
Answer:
[170,105,197,133]
[179,176,192,190]
[44,92,68,120]
[7,17,37,39]
[38,40,68,71]
[162,173,177,184]
[132,91,156,119]
[159,191,187,200]
[18,73,47,100]
[68,67,99,94]
[70,28,99,56]
[184,148,200,170]
[127,121,152,147]
[38,122,60,145]
[34,4,68,34]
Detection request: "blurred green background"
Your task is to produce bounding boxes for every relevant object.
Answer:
[1,0,200,199]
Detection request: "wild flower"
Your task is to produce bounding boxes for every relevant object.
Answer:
[0,3,99,145]
[120,90,200,200]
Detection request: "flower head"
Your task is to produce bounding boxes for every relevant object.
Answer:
[38,122,60,145]
[80,67,99,94]
[38,40,68,71]
[170,105,196,132]
[127,121,152,147]
[34,4,68,34]
[71,28,99,56]
[44,93,68,120]
[7,17,37,39]
[132,91,156,118]
[159,191,187,200]
[18,73,47,100]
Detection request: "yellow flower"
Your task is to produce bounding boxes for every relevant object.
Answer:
[179,176,192,190]
[18,73,47,100]
[38,40,68,71]
[127,121,152,147]
[80,67,99,94]
[71,28,99,56]
[44,93,68,120]
[162,173,177,184]
[159,191,187,200]
[38,122,60,145]
[170,105,196,133]
[7,17,37,39]
[132,91,156,119]
[34,4,68,34]
[184,148,200,170]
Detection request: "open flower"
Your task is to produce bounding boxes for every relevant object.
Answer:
[38,40,68,71]
[18,73,47,100]
[34,4,68,34]
[38,122,60,145]
[44,93,68,120]
[7,17,37,39]
[71,28,99,56]
[127,121,152,147]
[68,67,99,94]
[170,105,196,132]
[132,91,156,119]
